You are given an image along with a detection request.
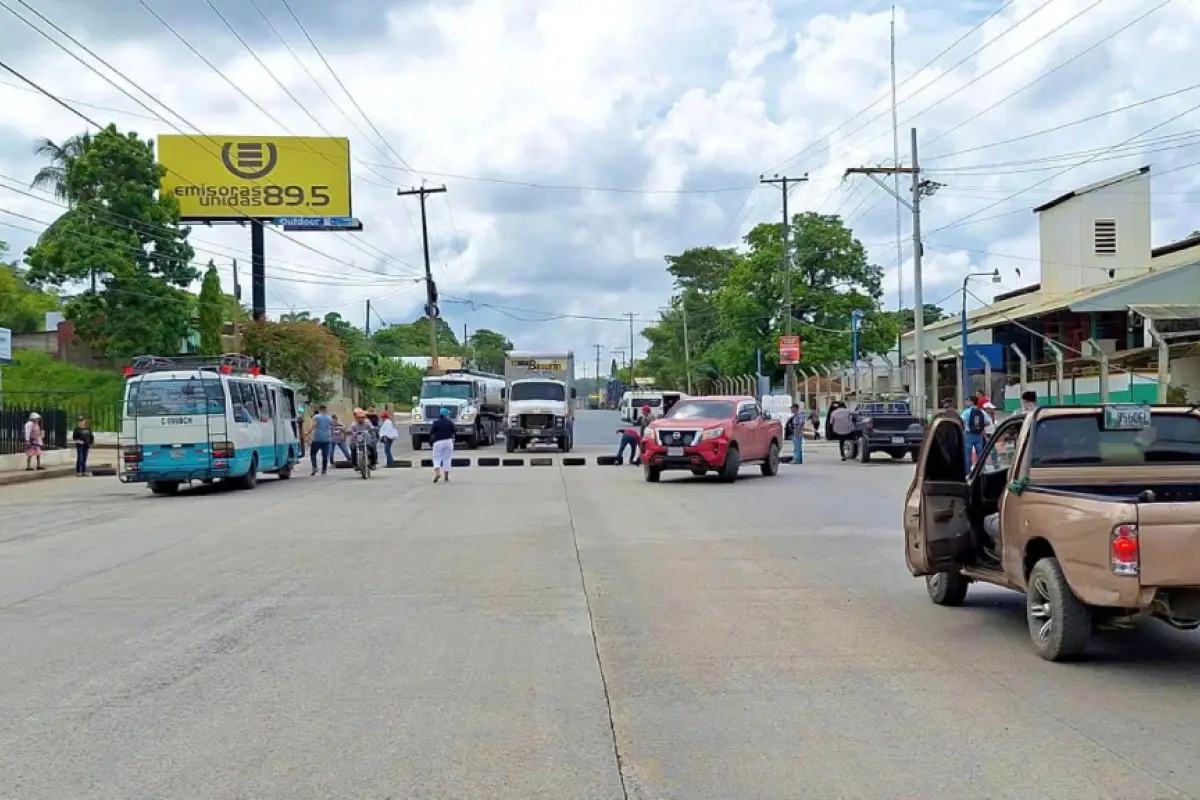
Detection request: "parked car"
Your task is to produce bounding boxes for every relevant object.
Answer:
[904,403,1200,662]
[847,398,925,462]
[640,395,782,482]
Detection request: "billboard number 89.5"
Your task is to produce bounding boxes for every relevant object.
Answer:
[263,185,331,207]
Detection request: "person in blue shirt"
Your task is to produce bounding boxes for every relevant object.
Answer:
[960,396,987,470]
[309,405,333,475]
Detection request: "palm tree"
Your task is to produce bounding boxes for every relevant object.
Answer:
[280,311,312,323]
[30,132,94,203]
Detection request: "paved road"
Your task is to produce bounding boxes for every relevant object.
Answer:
[2,451,1199,799]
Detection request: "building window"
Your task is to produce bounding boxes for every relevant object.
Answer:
[1094,219,1117,256]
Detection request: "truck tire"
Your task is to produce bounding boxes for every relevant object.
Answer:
[925,571,969,606]
[411,436,422,451]
[1026,557,1092,662]
[644,463,661,482]
[910,447,921,462]
[719,444,740,482]
[857,436,871,463]
[506,436,516,453]
[467,426,480,450]
[760,440,780,476]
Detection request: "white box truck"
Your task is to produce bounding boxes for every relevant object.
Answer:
[504,352,576,452]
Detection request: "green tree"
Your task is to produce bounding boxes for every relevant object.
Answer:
[891,304,950,332]
[466,328,512,372]
[24,125,197,358]
[197,260,224,355]
[0,242,60,334]
[243,319,345,403]
[372,316,461,357]
[30,133,94,202]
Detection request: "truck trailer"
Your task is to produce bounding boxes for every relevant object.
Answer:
[504,352,576,452]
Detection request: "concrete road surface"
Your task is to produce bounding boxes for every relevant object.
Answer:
[2,451,1199,799]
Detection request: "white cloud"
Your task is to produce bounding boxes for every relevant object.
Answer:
[2,0,1200,365]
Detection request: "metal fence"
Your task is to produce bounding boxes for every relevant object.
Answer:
[0,392,122,455]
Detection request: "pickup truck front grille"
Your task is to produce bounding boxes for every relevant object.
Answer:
[657,429,700,446]
[521,414,552,428]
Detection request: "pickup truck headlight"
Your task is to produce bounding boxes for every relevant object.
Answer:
[700,427,724,440]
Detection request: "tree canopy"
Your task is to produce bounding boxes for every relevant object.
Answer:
[23,125,197,358]
[0,241,60,334]
[641,212,943,390]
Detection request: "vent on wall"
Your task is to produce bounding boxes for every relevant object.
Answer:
[1094,219,1117,256]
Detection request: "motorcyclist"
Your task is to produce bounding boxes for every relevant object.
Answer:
[347,407,379,471]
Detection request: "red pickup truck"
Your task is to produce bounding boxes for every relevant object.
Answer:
[640,395,783,482]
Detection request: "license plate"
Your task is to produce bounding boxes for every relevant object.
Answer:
[891,436,905,445]
[170,450,185,459]
[667,447,684,456]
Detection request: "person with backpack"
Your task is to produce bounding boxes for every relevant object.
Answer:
[961,396,987,469]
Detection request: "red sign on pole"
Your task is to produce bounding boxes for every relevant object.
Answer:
[779,335,801,365]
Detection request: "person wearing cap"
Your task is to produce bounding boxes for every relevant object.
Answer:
[785,403,804,465]
[377,411,399,467]
[72,415,95,476]
[346,408,379,472]
[429,407,456,482]
[23,412,44,471]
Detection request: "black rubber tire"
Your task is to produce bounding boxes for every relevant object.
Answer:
[506,436,516,453]
[719,445,740,482]
[149,481,179,495]
[910,447,921,462]
[858,437,871,463]
[760,441,780,476]
[644,463,661,482]
[238,456,258,490]
[925,571,970,606]
[277,456,293,480]
[467,430,480,450]
[1026,557,1092,662]
[411,436,422,451]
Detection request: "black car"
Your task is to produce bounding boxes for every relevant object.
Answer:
[849,400,925,462]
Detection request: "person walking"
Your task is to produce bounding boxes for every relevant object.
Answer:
[828,402,855,461]
[808,407,821,440]
[330,414,351,464]
[785,403,804,464]
[72,415,94,476]
[430,407,456,482]
[378,411,399,467]
[24,412,44,471]
[961,396,987,469]
[309,405,333,475]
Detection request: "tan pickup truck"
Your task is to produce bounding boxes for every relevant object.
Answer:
[904,404,1200,661]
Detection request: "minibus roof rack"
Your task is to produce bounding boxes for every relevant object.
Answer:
[125,353,261,377]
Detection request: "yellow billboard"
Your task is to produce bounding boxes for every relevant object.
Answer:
[157,135,352,220]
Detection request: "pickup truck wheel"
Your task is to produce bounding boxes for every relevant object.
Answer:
[857,436,871,463]
[505,436,516,453]
[719,445,740,482]
[644,463,661,482]
[910,447,921,462]
[411,436,422,451]
[760,441,780,476]
[926,571,969,606]
[1027,557,1092,662]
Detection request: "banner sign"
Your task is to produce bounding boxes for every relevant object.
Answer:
[778,335,801,365]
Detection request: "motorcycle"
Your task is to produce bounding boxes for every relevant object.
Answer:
[352,432,373,480]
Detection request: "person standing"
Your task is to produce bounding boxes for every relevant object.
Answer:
[72,415,94,476]
[378,411,399,467]
[961,396,987,469]
[366,406,380,428]
[785,403,804,464]
[24,412,44,471]
[309,405,333,475]
[430,407,456,483]
[808,407,821,440]
[330,414,351,464]
[828,402,855,461]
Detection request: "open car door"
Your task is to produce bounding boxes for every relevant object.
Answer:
[905,417,971,576]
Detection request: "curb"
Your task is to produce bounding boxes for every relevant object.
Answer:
[0,463,115,487]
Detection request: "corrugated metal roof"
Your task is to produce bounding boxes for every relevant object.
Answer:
[1031,166,1150,214]
[1129,304,1200,321]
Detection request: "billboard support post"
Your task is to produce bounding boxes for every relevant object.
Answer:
[251,220,266,322]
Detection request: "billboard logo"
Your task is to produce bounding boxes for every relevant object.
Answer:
[221,142,278,180]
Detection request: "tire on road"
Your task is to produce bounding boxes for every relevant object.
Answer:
[760,440,780,476]
[149,480,179,495]
[1027,556,1092,662]
[411,436,422,451]
[644,463,661,482]
[719,444,740,482]
[925,571,969,606]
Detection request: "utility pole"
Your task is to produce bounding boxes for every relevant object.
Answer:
[397,184,447,372]
[844,128,940,418]
[365,299,371,336]
[594,344,602,389]
[681,295,693,395]
[759,173,809,401]
[231,258,241,354]
[623,313,638,382]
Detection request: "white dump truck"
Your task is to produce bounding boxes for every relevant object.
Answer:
[504,352,576,452]
[409,368,507,449]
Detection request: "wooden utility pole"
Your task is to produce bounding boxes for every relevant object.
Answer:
[397,184,447,372]
[759,173,809,399]
[231,258,241,354]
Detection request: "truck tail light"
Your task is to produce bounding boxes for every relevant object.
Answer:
[122,445,143,463]
[1111,524,1139,576]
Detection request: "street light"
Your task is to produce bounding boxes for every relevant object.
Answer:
[961,268,1001,397]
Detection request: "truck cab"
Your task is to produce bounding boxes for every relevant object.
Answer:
[505,378,575,452]
[409,370,505,450]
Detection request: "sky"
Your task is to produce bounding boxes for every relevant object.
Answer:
[2,0,1200,379]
